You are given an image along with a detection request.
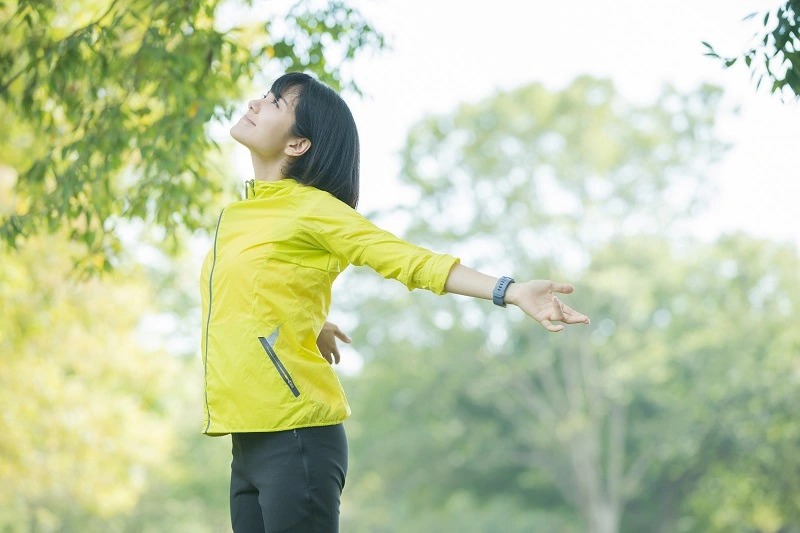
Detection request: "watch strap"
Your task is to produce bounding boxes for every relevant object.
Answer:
[492,276,515,307]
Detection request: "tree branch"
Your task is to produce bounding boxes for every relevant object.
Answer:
[578,339,603,420]
[508,369,559,424]
[0,0,122,94]
[605,401,626,507]
[561,348,587,414]
[512,450,580,509]
[621,447,651,497]
[534,355,568,416]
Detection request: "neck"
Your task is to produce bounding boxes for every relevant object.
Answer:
[250,152,287,182]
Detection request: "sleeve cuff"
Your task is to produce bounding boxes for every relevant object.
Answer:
[428,254,461,295]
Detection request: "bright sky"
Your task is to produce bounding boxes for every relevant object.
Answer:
[333,0,800,249]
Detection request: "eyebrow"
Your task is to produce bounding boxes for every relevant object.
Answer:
[266,93,283,109]
[274,86,300,107]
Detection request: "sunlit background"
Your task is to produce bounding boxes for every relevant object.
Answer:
[2,0,799,532]
[345,0,800,245]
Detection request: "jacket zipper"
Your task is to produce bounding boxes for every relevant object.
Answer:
[203,208,226,432]
[258,335,301,397]
[245,179,255,199]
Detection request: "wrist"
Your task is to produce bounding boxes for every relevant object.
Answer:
[492,276,516,307]
[504,282,522,306]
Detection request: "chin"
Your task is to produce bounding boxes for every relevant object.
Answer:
[230,124,246,145]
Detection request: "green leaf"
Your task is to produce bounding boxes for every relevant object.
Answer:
[0,0,386,271]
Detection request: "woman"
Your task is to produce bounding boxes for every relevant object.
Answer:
[200,72,590,532]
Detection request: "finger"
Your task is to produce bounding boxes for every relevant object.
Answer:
[332,347,340,365]
[551,296,566,321]
[334,329,352,343]
[322,351,333,364]
[560,303,591,324]
[539,318,564,333]
[550,282,574,295]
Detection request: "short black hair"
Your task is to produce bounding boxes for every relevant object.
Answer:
[270,72,360,209]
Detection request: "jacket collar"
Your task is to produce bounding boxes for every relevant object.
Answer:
[245,178,298,199]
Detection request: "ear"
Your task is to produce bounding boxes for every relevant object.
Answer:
[285,137,311,157]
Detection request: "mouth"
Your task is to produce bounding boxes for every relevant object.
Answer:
[243,116,255,126]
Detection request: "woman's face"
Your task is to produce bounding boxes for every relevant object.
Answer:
[230,88,300,160]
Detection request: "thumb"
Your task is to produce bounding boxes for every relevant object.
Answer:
[551,282,574,295]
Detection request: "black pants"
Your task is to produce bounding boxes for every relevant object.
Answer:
[230,424,348,533]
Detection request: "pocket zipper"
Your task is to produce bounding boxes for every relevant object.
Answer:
[258,333,301,398]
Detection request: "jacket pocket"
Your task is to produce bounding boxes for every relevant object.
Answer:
[258,329,301,398]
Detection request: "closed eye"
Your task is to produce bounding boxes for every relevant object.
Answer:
[260,92,280,107]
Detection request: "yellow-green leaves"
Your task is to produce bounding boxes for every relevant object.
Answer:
[0,234,182,528]
[0,0,385,271]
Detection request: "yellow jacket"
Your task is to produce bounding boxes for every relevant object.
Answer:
[200,178,459,435]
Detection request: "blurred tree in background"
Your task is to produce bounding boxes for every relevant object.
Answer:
[337,78,800,532]
[0,231,183,530]
[0,220,238,532]
[0,0,384,271]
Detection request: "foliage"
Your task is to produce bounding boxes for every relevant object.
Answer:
[0,0,384,271]
[598,235,800,533]
[387,76,726,270]
[342,234,800,532]
[0,233,184,531]
[664,236,800,532]
[78,379,234,533]
[703,1,800,100]
[337,77,799,531]
[339,76,726,531]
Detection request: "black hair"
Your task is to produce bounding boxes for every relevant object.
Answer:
[270,72,360,209]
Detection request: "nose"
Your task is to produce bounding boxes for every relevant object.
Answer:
[248,99,260,112]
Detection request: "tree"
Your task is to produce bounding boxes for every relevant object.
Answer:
[0,231,185,531]
[336,77,731,532]
[704,1,800,100]
[337,76,800,532]
[0,0,384,269]
[341,233,800,533]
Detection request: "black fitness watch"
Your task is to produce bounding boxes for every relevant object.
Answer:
[492,276,515,307]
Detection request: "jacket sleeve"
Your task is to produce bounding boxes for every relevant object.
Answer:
[300,195,460,295]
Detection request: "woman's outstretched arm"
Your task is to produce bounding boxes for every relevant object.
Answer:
[319,265,590,365]
[443,263,591,333]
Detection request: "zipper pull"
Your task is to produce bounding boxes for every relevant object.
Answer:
[244,179,255,199]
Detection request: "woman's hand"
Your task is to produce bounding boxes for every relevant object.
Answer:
[316,321,352,364]
[505,280,591,333]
